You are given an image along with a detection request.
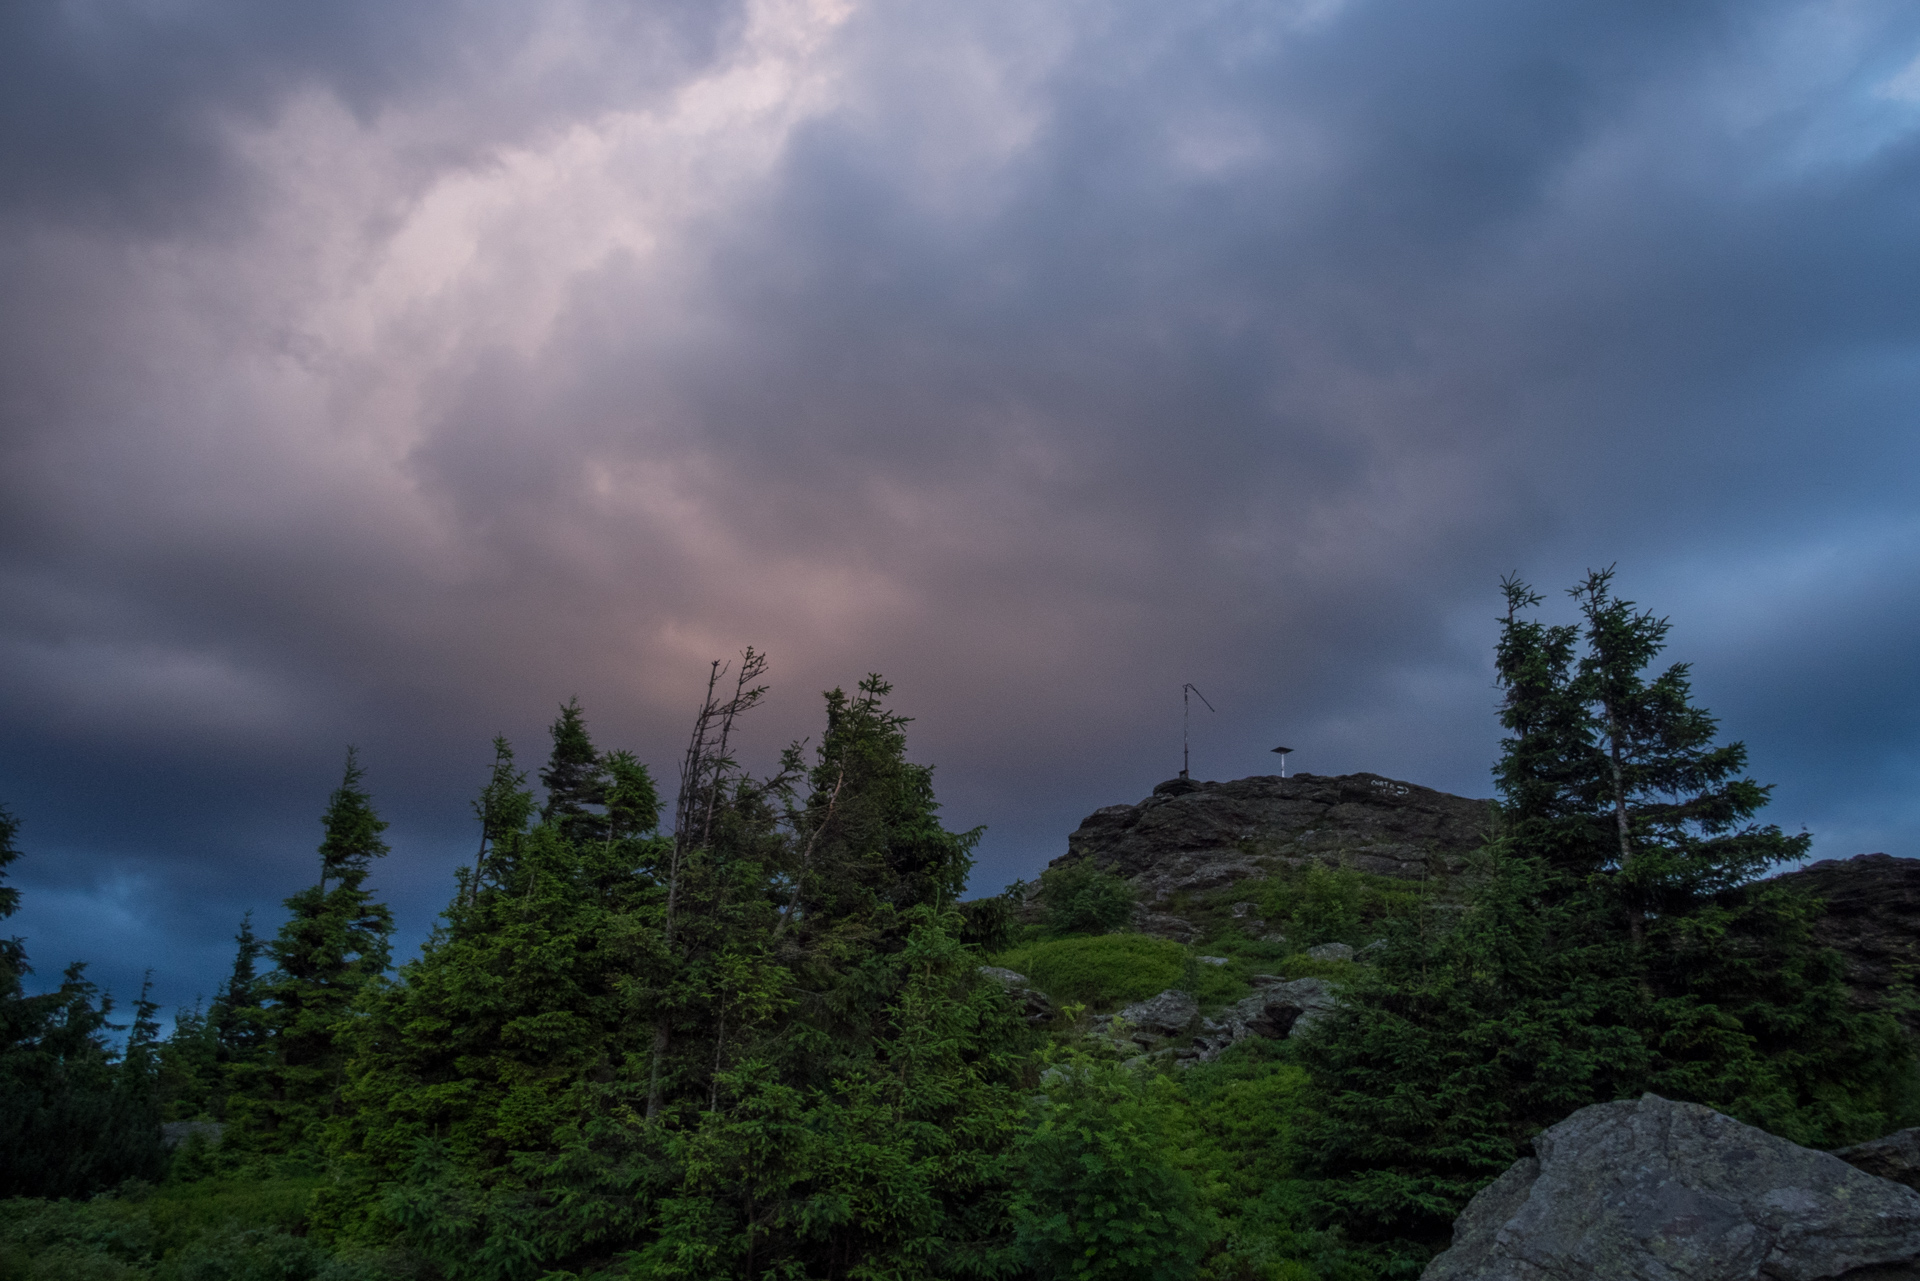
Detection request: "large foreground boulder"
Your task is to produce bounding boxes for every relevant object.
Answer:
[1424,1094,1920,1280]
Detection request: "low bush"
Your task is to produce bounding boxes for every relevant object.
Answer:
[1039,861,1138,936]
[0,1174,401,1281]
[994,935,1187,1009]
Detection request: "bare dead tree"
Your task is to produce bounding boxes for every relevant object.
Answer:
[773,764,842,942]
[646,648,770,1120]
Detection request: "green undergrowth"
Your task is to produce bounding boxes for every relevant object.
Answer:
[0,1171,408,1281]
[993,928,1373,1018]
[993,934,1189,1009]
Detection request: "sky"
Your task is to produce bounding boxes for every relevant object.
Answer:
[3,0,1918,1020]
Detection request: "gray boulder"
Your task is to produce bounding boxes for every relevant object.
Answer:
[1423,1094,1920,1281]
[1836,1129,1920,1194]
[1306,942,1354,962]
[1180,978,1343,1065]
[1228,978,1339,1039]
[1110,989,1200,1048]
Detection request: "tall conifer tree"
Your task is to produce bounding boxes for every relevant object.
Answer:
[541,698,610,843]
[234,750,395,1153]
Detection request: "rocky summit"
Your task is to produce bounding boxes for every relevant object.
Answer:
[1048,772,1493,934]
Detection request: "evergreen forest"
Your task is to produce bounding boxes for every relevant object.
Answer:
[3,574,1914,1280]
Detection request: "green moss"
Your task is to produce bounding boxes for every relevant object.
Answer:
[993,935,1188,1009]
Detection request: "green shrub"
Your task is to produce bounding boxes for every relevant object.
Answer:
[0,1174,370,1281]
[1040,861,1138,936]
[1014,1059,1208,1281]
[1254,863,1423,949]
[994,936,1187,1009]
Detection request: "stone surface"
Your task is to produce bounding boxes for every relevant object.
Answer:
[1111,989,1200,1048]
[1837,1130,1920,1194]
[1239,977,1339,1038]
[1053,773,1493,925]
[1423,1094,1920,1281]
[1306,942,1355,962]
[1771,854,1920,1032]
[1132,908,1201,943]
[1179,978,1341,1063]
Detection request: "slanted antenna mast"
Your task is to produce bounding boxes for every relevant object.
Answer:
[1181,683,1216,779]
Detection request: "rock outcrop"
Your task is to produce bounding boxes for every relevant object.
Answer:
[1052,773,1492,933]
[1837,1129,1920,1194]
[1424,1094,1920,1281]
[1183,978,1341,1062]
[1771,853,1920,1032]
[1110,989,1201,1049]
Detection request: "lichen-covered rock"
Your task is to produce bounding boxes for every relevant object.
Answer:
[1836,1129,1920,1194]
[1183,978,1344,1064]
[1306,942,1354,962]
[1054,773,1493,914]
[1109,989,1200,1048]
[1423,1094,1920,1281]
[1231,977,1339,1039]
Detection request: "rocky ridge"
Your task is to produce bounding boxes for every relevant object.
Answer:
[1049,772,1494,940]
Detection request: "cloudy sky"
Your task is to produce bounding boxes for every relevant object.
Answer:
[4,0,1918,1016]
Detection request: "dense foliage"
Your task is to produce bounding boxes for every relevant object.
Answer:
[0,572,1911,1279]
[1294,573,1917,1273]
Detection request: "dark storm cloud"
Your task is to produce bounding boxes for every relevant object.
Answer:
[0,0,744,229]
[3,0,1919,1017]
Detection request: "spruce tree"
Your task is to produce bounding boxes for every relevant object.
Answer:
[336,674,1032,1279]
[541,698,610,843]
[469,736,537,901]
[632,674,1025,1278]
[603,749,661,845]
[234,750,396,1153]
[211,913,268,1068]
[0,806,166,1195]
[336,730,669,1275]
